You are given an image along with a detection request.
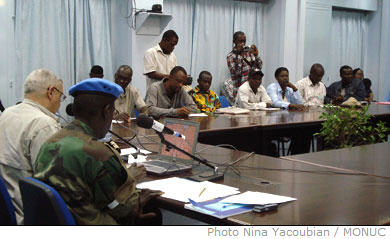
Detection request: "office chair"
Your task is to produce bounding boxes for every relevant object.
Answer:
[19,177,76,225]
[218,96,231,108]
[0,176,16,225]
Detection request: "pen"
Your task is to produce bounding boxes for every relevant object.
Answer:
[198,187,206,197]
[222,203,234,208]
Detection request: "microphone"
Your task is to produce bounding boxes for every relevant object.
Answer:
[136,114,186,140]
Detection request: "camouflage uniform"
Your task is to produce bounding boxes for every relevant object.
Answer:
[34,120,140,225]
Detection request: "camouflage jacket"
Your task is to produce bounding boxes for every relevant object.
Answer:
[34,120,140,225]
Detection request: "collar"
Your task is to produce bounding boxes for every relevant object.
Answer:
[23,99,59,122]
[161,78,169,96]
[194,86,210,94]
[70,119,95,137]
[156,44,170,56]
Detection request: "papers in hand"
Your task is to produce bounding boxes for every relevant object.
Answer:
[220,191,296,205]
[121,147,151,165]
[137,177,239,203]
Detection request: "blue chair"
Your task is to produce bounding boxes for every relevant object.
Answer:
[219,96,231,108]
[0,176,16,225]
[19,177,76,225]
[134,107,140,117]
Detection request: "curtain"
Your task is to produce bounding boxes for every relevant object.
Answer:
[14,0,114,120]
[330,9,367,85]
[164,0,265,94]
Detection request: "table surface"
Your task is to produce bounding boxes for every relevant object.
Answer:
[112,105,390,225]
[191,104,390,133]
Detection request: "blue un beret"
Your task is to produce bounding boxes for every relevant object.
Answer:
[69,78,123,99]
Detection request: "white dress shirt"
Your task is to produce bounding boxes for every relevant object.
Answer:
[0,99,61,224]
[144,44,177,87]
[235,81,272,109]
[296,76,326,106]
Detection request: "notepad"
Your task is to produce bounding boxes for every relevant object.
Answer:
[185,197,253,219]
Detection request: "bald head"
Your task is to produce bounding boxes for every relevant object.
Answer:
[115,65,133,91]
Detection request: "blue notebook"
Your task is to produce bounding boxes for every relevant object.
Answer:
[185,197,253,219]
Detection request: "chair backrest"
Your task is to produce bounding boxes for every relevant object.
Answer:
[0,176,16,225]
[19,177,76,225]
[219,96,231,108]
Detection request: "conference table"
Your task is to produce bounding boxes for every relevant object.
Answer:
[193,104,390,155]
[112,122,390,225]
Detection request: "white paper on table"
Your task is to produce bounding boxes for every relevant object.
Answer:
[125,154,148,166]
[220,191,296,205]
[137,177,240,203]
[189,113,208,117]
[112,120,124,124]
[120,147,151,156]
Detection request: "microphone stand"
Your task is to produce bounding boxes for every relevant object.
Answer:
[156,132,224,182]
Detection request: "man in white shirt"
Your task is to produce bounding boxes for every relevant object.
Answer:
[114,65,147,121]
[296,64,326,106]
[0,69,63,224]
[144,30,178,87]
[235,69,272,109]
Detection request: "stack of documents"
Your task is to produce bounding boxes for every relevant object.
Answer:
[215,107,250,115]
[185,191,296,219]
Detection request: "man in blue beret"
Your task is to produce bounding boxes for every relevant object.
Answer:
[34,78,163,225]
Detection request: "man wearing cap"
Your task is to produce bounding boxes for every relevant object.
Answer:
[0,69,63,224]
[235,69,272,109]
[145,66,197,119]
[34,78,162,225]
[114,65,148,121]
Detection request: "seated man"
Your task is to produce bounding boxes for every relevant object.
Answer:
[89,65,104,78]
[145,66,197,118]
[266,67,304,110]
[189,71,221,113]
[0,69,63,224]
[34,78,162,225]
[235,68,272,109]
[325,65,366,104]
[114,65,147,121]
[296,63,326,106]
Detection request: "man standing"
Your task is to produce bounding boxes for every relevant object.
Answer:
[189,71,221,113]
[225,31,263,102]
[145,66,197,119]
[144,30,178,87]
[114,65,147,121]
[34,78,162,225]
[0,69,63,224]
[296,64,326,106]
[235,69,272,109]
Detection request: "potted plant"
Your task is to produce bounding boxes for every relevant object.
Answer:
[315,105,389,149]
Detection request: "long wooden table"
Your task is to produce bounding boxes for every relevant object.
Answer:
[112,123,390,225]
[148,143,390,225]
[194,104,390,155]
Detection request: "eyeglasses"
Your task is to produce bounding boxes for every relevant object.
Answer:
[53,87,67,102]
